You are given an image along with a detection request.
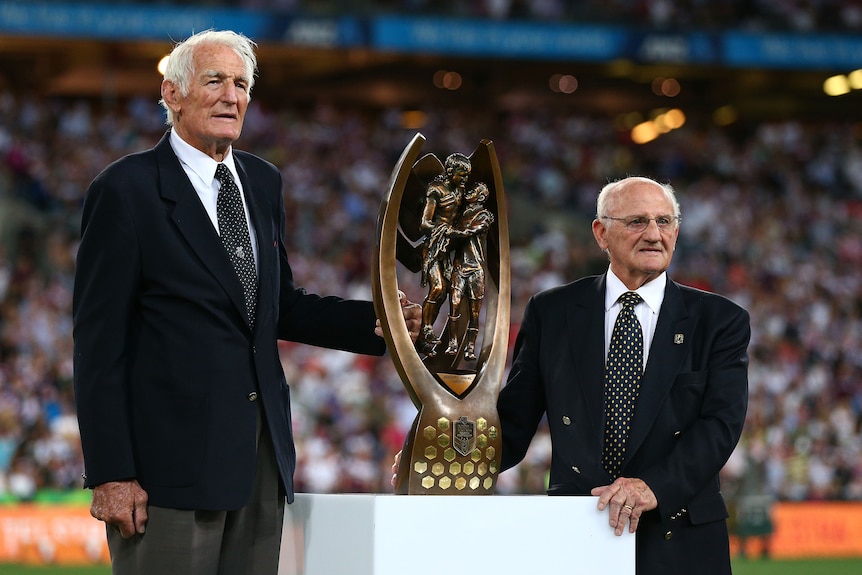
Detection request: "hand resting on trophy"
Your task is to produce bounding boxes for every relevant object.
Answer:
[375,290,421,343]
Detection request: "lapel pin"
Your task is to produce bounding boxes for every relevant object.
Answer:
[674,334,684,344]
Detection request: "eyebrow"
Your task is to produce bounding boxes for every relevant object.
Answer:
[203,70,249,84]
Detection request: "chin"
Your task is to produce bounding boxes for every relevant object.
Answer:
[216,129,241,139]
[638,262,669,276]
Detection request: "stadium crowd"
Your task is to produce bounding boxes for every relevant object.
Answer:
[0,84,860,516]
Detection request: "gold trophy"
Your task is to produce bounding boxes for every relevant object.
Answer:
[372,133,510,494]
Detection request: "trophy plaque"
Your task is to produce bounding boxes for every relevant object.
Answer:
[372,133,510,494]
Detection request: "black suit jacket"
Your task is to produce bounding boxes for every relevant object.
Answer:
[498,273,750,575]
[73,132,385,510]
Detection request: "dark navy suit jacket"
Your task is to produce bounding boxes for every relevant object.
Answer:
[73,132,384,510]
[498,273,750,575]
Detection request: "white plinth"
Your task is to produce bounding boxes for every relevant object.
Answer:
[279,494,635,575]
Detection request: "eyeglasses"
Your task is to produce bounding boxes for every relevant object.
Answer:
[600,215,680,233]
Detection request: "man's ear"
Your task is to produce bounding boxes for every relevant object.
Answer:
[160,80,181,115]
[592,218,608,250]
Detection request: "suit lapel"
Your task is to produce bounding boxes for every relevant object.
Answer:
[155,134,252,331]
[235,156,273,333]
[625,279,696,462]
[567,275,608,434]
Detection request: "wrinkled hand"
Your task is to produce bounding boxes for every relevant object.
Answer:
[90,479,149,539]
[591,477,658,536]
[375,291,422,343]
[390,450,402,489]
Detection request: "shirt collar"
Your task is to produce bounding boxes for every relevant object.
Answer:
[605,267,666,316]
[169,129,238,186]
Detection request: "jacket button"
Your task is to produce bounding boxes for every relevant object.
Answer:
[571,466,581,474]
[247,392,258,402]
[664,531,673,540]
[673,430,681,437]
[562,415,571,425]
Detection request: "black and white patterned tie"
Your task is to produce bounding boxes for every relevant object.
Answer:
[215,163,257,327]
[602,291,644,479]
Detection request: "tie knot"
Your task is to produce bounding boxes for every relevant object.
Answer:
[215,163,233,187]
[618,291,643,309]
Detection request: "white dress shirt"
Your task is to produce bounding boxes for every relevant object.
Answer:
[603,268,667,370]
[168,129,259,272]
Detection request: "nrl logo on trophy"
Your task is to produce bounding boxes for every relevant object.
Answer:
[372,133,510,495]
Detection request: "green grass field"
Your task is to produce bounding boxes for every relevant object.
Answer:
[732,558,862,574]
[0,558,860,574]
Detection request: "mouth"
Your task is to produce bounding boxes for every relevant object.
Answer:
[638,246,663,255]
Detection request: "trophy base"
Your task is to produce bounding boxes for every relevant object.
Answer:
[396,409,501,495]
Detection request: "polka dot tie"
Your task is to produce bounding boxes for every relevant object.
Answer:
[215,163,257,328]
[603,291,644,479]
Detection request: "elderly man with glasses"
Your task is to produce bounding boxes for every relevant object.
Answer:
[497,176,750,575]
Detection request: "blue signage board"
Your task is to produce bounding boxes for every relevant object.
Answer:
[279,16,365,47]
[1,2,860,71]
[371,15,629,61]
[0,1,285,41]
[723,31,862,70]
[632,32,719,64]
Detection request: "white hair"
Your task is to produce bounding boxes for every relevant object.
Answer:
[596,176,681,221]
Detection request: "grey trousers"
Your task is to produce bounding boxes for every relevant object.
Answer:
[107,415,285,575]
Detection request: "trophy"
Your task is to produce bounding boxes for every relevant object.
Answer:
[372,133,510,494]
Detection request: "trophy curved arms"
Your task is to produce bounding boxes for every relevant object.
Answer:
[372,132,437,409]
[372,133,510,495]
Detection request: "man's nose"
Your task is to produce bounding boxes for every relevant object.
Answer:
[221,84,239,103]
[643,219,662,238]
